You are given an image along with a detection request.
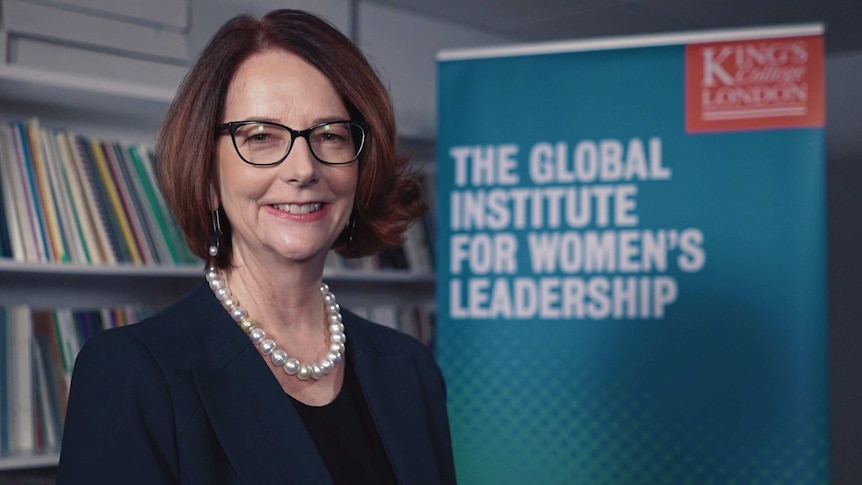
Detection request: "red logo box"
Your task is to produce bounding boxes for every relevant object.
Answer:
[685,35,824,133]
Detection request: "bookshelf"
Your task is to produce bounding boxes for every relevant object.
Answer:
[0,69,436,473]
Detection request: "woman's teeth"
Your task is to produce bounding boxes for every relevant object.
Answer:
[272,202,322,214]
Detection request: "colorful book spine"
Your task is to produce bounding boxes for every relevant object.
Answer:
[38,124,81,263]
[74,136,128,263]
[9,122,49,262]
[44,129,87,264]
[0,127,27,261]
[26,119,68,262]
[103,142,161,264]
[56,131,109,264]
[128,145,197,264]
[0,130,15,259]
[87,139,142,264]
[118,144,171,264]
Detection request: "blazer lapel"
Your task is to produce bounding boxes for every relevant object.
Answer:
[189,288,333,484]
[350,329,440,484]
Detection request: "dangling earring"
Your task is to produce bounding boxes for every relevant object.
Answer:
[348,214,356,245]
[208,210,223,258]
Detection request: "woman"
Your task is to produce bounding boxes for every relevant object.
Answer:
[57,9,455,484]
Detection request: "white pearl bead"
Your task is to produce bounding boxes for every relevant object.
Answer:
[230,306,247,322]
[260,339,276,355]
[271,350,287,366]
[311,364,324,380]
[330,352,343,364]
[205,269,218,282]
[329,313,342,324]
[327,303,340,314]
[297,363,311,380]
[321,359,334,374]
[214,287,231,301]
[208,245,218,256]
[329,323,344,334]
[249,328,266,344]
[320,283,329,292]
[330,342,345,354]
[222,297,238,309]
[209,278,224,290]
[284,358,300,375]
[330,333,346,344]
[240,317,255,333]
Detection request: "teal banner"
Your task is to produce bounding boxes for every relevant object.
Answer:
[435,26,827,484]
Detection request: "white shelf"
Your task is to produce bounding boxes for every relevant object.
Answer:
[0,64,174,105]
[0,260,433,281]
[0,260,435,308]
[0,451,59,471]
[0,260,201,277]
[0,64,173,135]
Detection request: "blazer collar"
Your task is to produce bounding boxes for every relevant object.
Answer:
[187,284,332,483]
[187,285,438,483]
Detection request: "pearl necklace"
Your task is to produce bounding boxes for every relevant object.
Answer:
[205,265,347,381]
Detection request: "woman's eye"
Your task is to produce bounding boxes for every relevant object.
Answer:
[321,132,343,142]
[238,126,283,145]
[249,133,272,142]
[314,126,350,144]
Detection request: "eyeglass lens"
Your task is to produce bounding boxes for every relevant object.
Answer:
[232,121,362,165]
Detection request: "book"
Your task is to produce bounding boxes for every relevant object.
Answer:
[26,118,67,262]
[31,336,60,450]
[376,246,410,271]
[33,310,69,422]
[0,309,9,454]
[46,129,89,263]
[54,309,80,385]
[87,139,142,264]
[8,305,34,453]
[0,129,15,259]
[371,304,399,330]
[0,128,23,260]
[114,143,169,264]
[73,136,127,263]
[100,141,153,264]
[125,145,175,263]
[9,121,49,262]
[55,131,110,264]
[403,221,434,274]
[127,144,197,264]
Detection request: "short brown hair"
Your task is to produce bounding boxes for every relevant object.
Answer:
[155,9,427,268]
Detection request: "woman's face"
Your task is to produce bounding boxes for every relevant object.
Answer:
[217,49,358,266]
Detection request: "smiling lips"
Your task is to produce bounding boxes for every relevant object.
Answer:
[272,202,323,215]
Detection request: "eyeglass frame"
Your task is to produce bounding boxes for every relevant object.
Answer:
[218,119,368,167]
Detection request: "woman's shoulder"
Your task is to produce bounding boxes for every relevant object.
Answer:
[77,283,241,374]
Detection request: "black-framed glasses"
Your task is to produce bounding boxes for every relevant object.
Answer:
[219,120,367,166]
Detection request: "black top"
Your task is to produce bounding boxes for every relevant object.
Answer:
[290,358,399,485]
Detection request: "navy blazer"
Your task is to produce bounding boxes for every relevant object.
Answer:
[56,283,456,484]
